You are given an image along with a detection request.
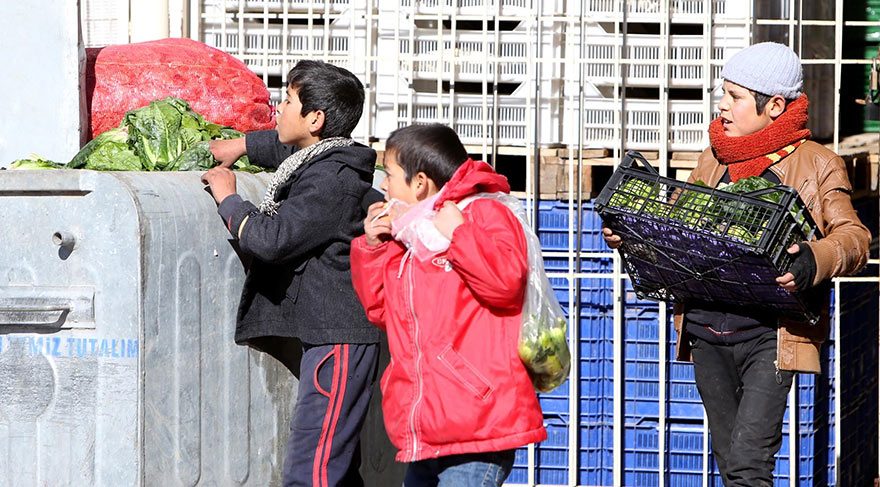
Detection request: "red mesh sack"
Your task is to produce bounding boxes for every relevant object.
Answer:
[86,38,275,139]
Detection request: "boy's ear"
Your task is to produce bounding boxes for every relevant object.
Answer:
[308,110,325,136]
[766,95,787,119]
[413,171,438,199]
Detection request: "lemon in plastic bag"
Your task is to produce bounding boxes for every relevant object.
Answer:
[518,315,571,392]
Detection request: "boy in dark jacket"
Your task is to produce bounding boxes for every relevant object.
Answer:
[202,60,380,487]
[604,43,870,485]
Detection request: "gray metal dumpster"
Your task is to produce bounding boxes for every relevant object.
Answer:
[0,169,292,485]
[0,169,402,486]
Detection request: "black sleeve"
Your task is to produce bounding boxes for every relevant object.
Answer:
[245,130,297,169]
[217,194,258,237]
[361,188,385,213]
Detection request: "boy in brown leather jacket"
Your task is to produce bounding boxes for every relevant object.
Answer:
[604,42,870,486]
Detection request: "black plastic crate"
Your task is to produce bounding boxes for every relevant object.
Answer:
[595,151,823,324]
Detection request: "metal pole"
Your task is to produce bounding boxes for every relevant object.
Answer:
[658,1,671,484]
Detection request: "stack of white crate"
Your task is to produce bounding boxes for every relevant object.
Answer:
[198,0,376,140]
[80,0,131,47]
[373,0,565,148]
[194,0,754,153]
[562,0,751,154]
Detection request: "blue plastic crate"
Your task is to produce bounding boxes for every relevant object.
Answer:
[552,278,615,313]
[622,422,708,487]
[539,393,569,416]
[668,381,703,419]
[539,228,609,252]
[512,418,571,486]
[534,200,607,232]
[580,377,613,422]
[535,200,609,252]
[543,256,614,273]
[536,421,569,485]
[578,423,613,486]
[623,423,661,486]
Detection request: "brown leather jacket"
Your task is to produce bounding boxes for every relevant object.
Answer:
[673,141,871,373]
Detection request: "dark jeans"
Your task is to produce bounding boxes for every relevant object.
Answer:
[403,450,516,487]
[277,341,379,487]
[690,330,794,487]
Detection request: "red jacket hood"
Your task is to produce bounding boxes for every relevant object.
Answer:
[433,158,511,210]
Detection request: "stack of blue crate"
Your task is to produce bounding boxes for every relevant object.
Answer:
[506,199,865,486]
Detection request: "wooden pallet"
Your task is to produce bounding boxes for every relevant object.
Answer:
[542,151,662,200]
[670,150,702,169]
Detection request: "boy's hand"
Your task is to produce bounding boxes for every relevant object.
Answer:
[434,201,464,240]
[776,243,816,292]
[209,138,247,168]
[364,201,392,247]
[602,227,622,249]
[201,167,237,205]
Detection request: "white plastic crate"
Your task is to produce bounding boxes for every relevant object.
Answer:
[80,0,130,47]
[567,98,708,152]
[201,20,370,78]
[570,0,749,22]
[377,24,562,86]
[202,0,353,13]
[377,0,563,18]
[565,24,748,89]
[375,86,562,146]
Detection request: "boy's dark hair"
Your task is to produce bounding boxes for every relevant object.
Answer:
[751,90,796,116]
[287,60,364,138]
[385,124,469,187]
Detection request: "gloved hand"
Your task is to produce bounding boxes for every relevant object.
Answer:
[776,242,817,292]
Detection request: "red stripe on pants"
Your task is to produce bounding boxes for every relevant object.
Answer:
[313,345,342,487]
[321,344,349,487]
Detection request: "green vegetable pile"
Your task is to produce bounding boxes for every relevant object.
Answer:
[607,175,811,246]
[518,315,571,392]
[7,98,262,173]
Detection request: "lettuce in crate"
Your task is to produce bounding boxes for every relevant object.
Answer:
[608,177,662,215]
[612,175,810,246]
[714,177,810,245]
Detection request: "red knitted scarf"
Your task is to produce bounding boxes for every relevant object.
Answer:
[708,94,812,182]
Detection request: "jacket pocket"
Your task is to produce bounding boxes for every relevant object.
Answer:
[437,345,493,400]
[284,259,310,304]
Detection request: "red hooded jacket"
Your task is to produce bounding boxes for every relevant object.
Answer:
[350,159,547,462]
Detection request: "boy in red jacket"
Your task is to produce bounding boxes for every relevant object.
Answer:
[350,124,546,486]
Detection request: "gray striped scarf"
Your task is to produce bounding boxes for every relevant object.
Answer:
[258,137,355,215]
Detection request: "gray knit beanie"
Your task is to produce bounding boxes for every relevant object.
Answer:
[720,42,803,99]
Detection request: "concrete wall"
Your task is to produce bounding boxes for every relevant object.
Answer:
[0,1,86,167]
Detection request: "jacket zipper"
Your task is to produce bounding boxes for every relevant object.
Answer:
[403,251,424,461]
